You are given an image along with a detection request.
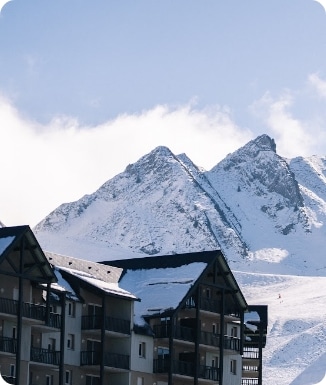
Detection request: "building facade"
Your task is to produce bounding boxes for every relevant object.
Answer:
[0,226,267,385]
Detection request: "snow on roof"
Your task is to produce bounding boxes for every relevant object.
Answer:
[0,236,15,256]
[52,268,79,299]
[119,262,207,323]
[59,265,137,300]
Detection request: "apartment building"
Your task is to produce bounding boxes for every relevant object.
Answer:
[108,250,250,385]
[0,226,267,385]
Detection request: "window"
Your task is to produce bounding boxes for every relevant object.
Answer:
[48,338,56,351]
[231,326,238,337]
[67,334,75,350]
[139,342,146,358]
[10,364,15,378]
[212,323,219,334]
[212,356,219,368]
[67,302,75,317]
[46,375,54,385]
[65,370,72,385]
[137,377,144,385]
[12,327,16,340]
[205,288,211,299]
[50,305,57,313]
[230,359,237,374]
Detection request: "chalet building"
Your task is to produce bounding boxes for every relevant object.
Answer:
[0,226,57,385]
[107,250,252,385]
[0,226,267,385]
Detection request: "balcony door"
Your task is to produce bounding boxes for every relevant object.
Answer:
[87,339,101,365]
[88,305,102,329]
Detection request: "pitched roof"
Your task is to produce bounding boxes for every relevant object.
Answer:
[46,251,123,283]
[47,252,136,301]
[0,225,56,283]
[106,250,247,325]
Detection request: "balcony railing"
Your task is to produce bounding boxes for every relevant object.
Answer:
[184,296,240,317]
[200,297,221,313]
[30,347,60,365]
[0,337,17,354]
[243,347,259,359]
[80,351,129,370]
[242,379,259,385]
[0,297,61,327]
[81,315,130,335]
[200,330,220,347]
[224,336,240,351]
[153,324,195,342]
[153,359,219,380]
[199,365,219,381]
[2,376,15,384]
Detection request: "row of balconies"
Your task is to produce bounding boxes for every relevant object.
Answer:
[0,298,131,335]
[185,296,241,317]
[153,324,240,351]
[0,338,129,370]
[153,359,219,381]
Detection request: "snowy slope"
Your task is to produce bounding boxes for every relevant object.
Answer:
[34,146,247,261]
[235,271,326,385]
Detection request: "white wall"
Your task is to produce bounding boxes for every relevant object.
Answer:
[223,354,242,385]
[130,332,154,373]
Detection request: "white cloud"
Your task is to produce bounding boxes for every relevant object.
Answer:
[250,90,326,158]
[0,97,253,227]
[308,73,326,98]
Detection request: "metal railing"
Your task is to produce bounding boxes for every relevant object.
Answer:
[224,336,240,351]
[81,315,130,335]
[0,336,17,354]
[80,351,129,370]
[243,347,259,359]
[153,359,219,380]
[30,347,60,365]
[153,324,195,342]
[0,297,61,327]
[2,376,15,384]
[200,330,220,347]
[242,379,259,385]
[184,296,240,317]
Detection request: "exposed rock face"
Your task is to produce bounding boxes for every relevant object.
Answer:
[34,134,326,275]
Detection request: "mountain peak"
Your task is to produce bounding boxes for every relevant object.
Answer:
[253,134,276,153]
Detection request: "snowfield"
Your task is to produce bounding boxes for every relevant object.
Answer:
[235,271,326,385]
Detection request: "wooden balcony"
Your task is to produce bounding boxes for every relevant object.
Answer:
[0,297,61,328]
[153,359,219,381]
[80,351,130,370]
[30,347,60,365]
[0,336,17,354]
[81,315,130,335]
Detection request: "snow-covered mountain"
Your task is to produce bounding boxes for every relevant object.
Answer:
[34,134,326,276]
[32,134,326,385]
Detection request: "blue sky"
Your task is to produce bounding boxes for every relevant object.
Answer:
[0,0,326,226]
